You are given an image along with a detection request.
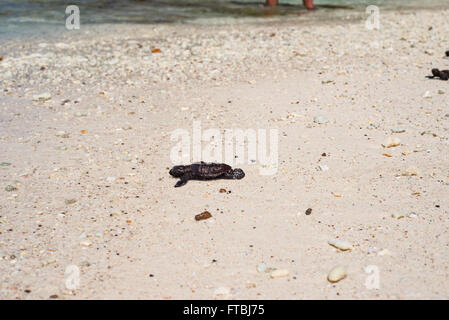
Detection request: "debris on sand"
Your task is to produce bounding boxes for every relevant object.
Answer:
[392,212,405,219]
[270,269,289,279]
[305,208,313,215]
[400,166,420,177]
[328,239,353,251]
[382,137,401,148]
[5,185,17,192]
[327,266,347,283]
[313,115,329,124]
[32,92,52,101]
[195,211,212,221]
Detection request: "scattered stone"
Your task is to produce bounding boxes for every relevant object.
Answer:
[245,282,257,289]
[332,192,342,198]
[391,127,406,133]
[195,211,212,221]
[219,188,227,193]
[305,208,312,215]
[401,166,420,176]
[32,92,52,101]
[423,91,432,99]
[80,240,91,247]
[256,263,268,273]
[313,115,329,124]
[438,89,445,94]
[392,212,405,219]
[5,185,17,192]
[65,199,77,205]
[382,137,401,148]
[318,164,329,171]
[270,269,289,279]
[327,265,347,283]
[213,286,231,297]
[49,294,59,299]
[378,249,392,256]
[328,239,353,251]
[56,131,70,138]
[81,260,91,267]
[0,162,11,166]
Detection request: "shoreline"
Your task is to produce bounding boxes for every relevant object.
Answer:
[1,3,449,43]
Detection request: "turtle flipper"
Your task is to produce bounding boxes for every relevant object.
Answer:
[174,174,189,187]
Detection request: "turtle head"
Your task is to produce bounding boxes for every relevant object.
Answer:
[169,165,186,177]
[231,168,245,179]
[432,68,440,77]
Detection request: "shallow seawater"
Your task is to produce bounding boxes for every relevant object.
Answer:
[0,0,448,40]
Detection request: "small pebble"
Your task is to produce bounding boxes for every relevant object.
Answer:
[0,162,11,166]
[391,127,406,133]
[256,263,267,273]
[392,212,405,219]
[5,185,17,192]
[313,115,329,124]
[328,239,353,251]
[327,266,347,283]
[270,269,289,279]
[80,240,91,247]
[382,137,401,148]
[33,92,51,101]
[65,199,77,205]
[305,208,312,215]
[378,249,392,256]
[401,166,420,176]
[245,282,257,289]
[56,131,70,138]
[195,211,212,221]
[318,164,329,171]
[213,286,231,297]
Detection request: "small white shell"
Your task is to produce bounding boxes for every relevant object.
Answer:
[328,239,353,251]
[270,269,289,279]
[327,266,347,283]
[392,212,405,219]
[382,137,401,148]
[401,166,420,176]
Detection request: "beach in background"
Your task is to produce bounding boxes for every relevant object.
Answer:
[1,0,448,40]
[1,1,449,299]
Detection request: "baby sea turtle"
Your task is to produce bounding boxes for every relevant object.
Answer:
[431,68,449,81]
[169,162,245,187]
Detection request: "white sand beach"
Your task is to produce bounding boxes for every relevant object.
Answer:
[1,8,449,299]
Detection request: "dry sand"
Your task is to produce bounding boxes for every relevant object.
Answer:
[1,8,449,299]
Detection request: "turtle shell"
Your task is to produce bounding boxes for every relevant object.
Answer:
[192,162,232,179]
